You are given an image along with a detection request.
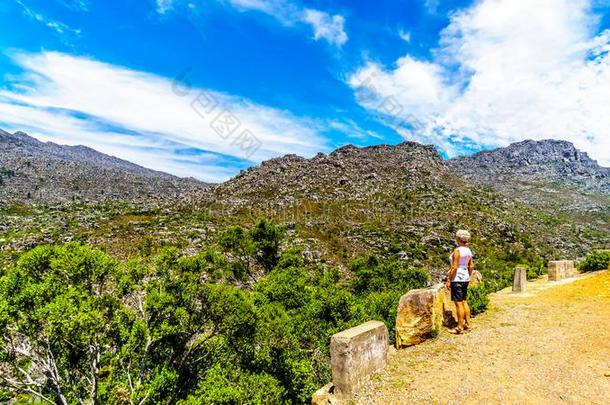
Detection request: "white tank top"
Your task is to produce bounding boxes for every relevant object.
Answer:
[450,246,472,282]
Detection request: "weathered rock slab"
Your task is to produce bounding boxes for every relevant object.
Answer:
[330,320,388,398]
[395,284,455,349]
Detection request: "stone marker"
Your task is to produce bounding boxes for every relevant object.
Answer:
[330,320,388,398]
[395,284,455,349]
[564,260,576,277]
[548,260,576,281]
[548,261,564,281]
[513,267,527,292]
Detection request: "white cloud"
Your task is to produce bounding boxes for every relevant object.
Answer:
[302,9,348,46]
[57,0,90,11]
[16,0,81,37]
[226,0,348,46]
[424,0,439,14]
[349,0,610,166]
[156,0,175,14]
[161,0,348,46]
[399,29,411,43]
[0,51,331,181]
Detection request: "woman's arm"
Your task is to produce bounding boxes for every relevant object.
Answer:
[446,249,460,288]
[468,256,474,276]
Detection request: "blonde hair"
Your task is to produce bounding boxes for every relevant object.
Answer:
[456,229,471,243]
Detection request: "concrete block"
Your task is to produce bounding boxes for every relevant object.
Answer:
[513,267,527,292]
[549,260,576,281]
[564,260,576,277]
[330,320,388,398]
[548,261,565,281]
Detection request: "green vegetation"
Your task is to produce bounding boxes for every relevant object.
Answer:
[1,206,606,403]
[0,220,429,404]
[467,284,490,316]
[578,250,610,272]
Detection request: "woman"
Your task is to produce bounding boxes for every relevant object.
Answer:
[445,229,474,334]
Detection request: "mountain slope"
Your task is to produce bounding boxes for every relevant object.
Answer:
[0,129,209,205]
[201,141,610,280]
[448,139,610,194]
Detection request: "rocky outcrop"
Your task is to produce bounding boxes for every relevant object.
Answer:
[395,284,456,348]
[448,139,610,195]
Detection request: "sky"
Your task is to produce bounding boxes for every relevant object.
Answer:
[1,0,610,182]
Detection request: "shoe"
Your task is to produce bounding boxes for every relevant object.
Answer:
[451,327,463,335]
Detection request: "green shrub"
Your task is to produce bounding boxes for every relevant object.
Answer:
[467,284,490,316]
[349,254,429,295]
[578,250,610,272]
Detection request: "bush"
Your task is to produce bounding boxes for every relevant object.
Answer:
[349,254,429,295]
[467,284,490,316]
[578,250,610,272]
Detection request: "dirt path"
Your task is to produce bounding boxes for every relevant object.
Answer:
[354,271,610,405]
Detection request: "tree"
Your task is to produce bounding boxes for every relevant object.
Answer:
[217,219,284,284]
[0,244,125,404]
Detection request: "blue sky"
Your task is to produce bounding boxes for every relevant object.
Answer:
[1,0,610,182]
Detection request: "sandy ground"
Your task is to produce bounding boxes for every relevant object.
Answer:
[354,271,610,405]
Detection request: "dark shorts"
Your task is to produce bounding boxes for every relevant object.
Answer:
[451,281,469,302]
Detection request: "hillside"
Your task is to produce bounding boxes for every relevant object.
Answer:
[448,140,610,216]
[197,141,610,281]
[448,139,610,194]
[1,133,609,282]
[1,132,609,404]
[0,129,209,205]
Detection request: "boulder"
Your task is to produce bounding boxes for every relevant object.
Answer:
[330,321,389,398]
[311,383,339,405]
[395,284,455,348]
[470,270,483,287]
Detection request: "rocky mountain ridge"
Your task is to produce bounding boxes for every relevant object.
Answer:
[448,139,610,194]
[0,129,209,205]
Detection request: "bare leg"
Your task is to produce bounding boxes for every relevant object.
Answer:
[454,301,465,330]
[464,301,472,328]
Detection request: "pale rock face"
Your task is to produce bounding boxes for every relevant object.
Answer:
[330,320,389,398]
[395,284,456,349]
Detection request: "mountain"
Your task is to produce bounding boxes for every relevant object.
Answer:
[1,130,608,279]
[448,140,610,194]
[0,129,209,205]
[202,141,610,278]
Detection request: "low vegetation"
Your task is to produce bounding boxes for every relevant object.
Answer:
[578,250,610,272]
